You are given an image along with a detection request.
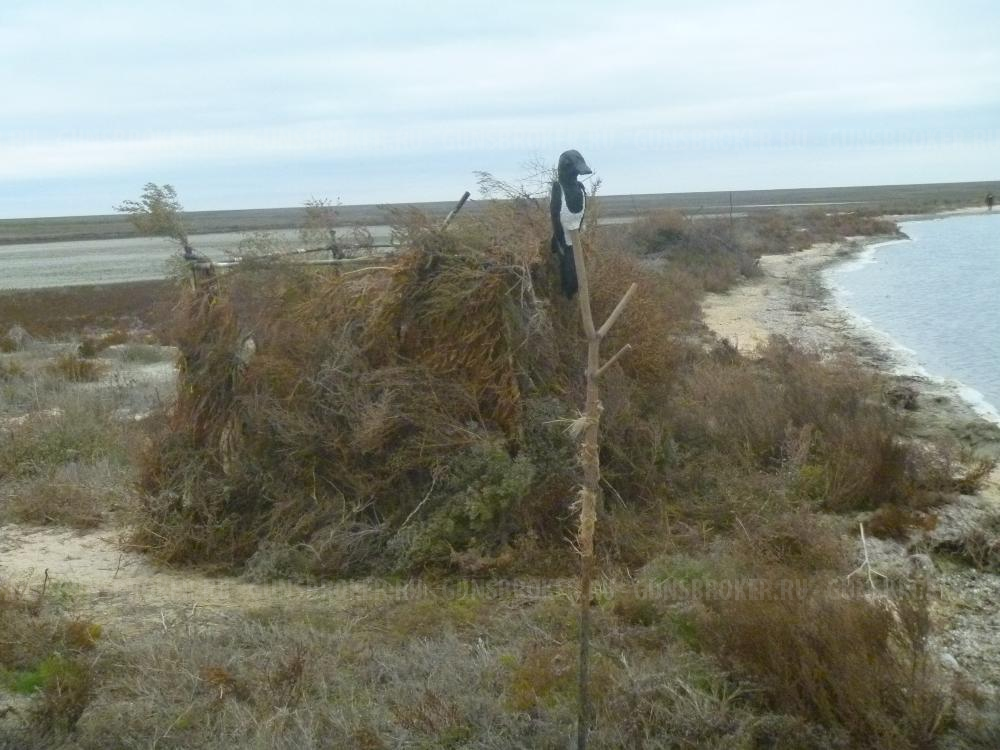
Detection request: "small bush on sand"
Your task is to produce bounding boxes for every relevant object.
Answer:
[931,502,1000,572]
[867,504,938,541]
[1,478,107,528]
[78,330,131,359]
[0,359,26,381]
[46,354,105,383]
[701,581,949,748]
[0,582,99,735]
[77,337,100,358]
[0,397,131,480]
[98,329,130,349]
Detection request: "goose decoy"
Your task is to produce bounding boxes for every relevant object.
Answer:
[549,149,593,298]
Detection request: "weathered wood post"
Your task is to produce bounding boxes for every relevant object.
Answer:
[566,239,637,750]
[548,150,637,747]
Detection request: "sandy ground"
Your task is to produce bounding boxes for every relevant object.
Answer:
[0,347,384,633]
[0,525,381,631]
[702,236,1000,691]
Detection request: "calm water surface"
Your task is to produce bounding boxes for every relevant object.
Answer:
[828,212,1000,419]
[0,227,394,290]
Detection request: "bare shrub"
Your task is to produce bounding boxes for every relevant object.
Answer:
[115,182,192,254]
[867,504,938,542]
[0,397,131,480]
[46,354,105,382]
[0,581,99,737]
[667,339,927,513]
[702,582,949,748]
[0,359,26,381]
[3,483,103,528]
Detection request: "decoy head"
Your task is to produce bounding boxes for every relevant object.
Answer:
[557,150,592,182]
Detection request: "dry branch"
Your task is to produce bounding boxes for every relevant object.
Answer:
[569,228,636,750]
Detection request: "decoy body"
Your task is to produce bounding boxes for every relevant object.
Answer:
[550,149,593,298]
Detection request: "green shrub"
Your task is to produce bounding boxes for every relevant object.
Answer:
[391,439,536,569]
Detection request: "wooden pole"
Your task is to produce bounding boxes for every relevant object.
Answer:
[569,228,637,750]
[441,190,472,230]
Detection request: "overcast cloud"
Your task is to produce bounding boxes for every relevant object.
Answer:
[2,0,999,217]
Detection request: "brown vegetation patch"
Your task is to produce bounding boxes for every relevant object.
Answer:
[137,203,698,576]
[702,581,949,748]
[46,354,105,382]
[0,280,173,339]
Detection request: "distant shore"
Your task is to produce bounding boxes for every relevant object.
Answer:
[3,180,995,245]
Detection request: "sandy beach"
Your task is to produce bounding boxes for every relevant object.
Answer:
[702,235,1000,459]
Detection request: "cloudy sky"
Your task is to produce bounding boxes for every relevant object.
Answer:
[2,0,999,218]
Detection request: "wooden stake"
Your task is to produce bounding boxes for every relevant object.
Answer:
[441,190,472,230]
[569,228,636,750]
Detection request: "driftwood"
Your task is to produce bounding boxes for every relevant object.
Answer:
[569,227,637,750]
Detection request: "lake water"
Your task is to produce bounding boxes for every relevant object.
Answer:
[828,212,1000,422]
[0,227,394,290]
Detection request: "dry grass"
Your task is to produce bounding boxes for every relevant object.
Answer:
[46,354,105,382]
[0,383,141,533]
[0,359,26,381]
[0,582,838,749]
[0,581,99,738]
[0,461,130,529]
[701,580,949,749]
[1,571,976,750]
[0,394,133,481]
[665,340,935,517]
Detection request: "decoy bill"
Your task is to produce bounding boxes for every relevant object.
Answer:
[550,149,593,298]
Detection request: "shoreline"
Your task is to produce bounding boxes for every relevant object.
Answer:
[701,232,1000,462]
[701,225,1000,691]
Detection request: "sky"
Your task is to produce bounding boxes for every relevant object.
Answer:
[2,0,999,218]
